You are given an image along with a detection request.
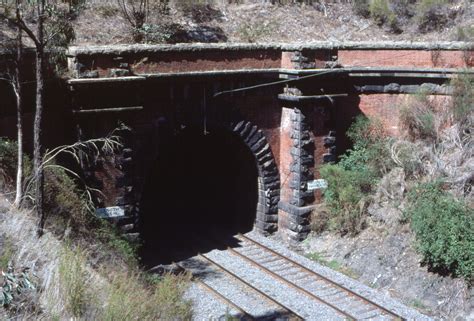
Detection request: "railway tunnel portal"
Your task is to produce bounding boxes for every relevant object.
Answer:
[140,119,280,264]
[0,42,472,261]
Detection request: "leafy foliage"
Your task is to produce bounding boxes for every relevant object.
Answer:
[175,0,222,23]
[416,0,452,32]
[43,166,95,233]
[342,116,394,176]
[451,73,474,125]
[407,182,474,281]
[457,26,474,42]
[237,18,278,42]
[0,138,32,190]
[320,164,372,234]
[96,221,139,267]
[0,239,15,272]
[352,0,370,17]
[0,1,76,74]
[1,267,35,309]
[0,138,18,187]
[320,116,393,235]
[352,0,460,34]
[369,0,399,31]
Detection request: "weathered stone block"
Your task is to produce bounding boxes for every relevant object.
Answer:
[256,212,278,223]
[244,126,258,144]
[323,136,336,146]
[250,137,267,153]
[255,220,277,233]
[323,153,336,163]
[109,68,131,77]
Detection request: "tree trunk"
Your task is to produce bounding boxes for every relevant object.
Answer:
[13,13,23,208]
[34,0,45,236]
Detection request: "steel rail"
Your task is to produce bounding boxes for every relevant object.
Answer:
[173,262,253,320]
[226,246,357,321]
[237,233,405,321]
[198,253,304,321]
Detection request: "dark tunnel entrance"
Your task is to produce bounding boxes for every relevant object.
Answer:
[140,125,259,266]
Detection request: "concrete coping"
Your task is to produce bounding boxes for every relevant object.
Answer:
[67,41,474,56]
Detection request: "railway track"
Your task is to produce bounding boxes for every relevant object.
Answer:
[231,233,404,321]
[177,253,304,321]
[176,232,423,320]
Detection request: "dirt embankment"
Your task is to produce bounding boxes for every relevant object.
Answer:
[302,224,473,320]
[300,162,473,319]
[70,0,473,46]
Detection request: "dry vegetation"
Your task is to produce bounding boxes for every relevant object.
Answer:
[0,0,471,45]
[14,0,469,46]
[0,137,192,320]
[319,74,473,271]
[312,74,473,318]
[0,203,193,320]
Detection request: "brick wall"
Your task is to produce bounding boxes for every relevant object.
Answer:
[1,43,471,242]
[338,50,472,68]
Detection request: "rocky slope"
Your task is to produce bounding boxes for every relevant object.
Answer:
[70,0,473,45]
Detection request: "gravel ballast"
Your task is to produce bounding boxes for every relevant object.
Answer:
[182,230,432,321]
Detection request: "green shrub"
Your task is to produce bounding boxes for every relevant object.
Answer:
[416,0,451,32]
[389,0,416,19]
[320,164,372,234]
[456,26,474,42]
[96,221,139,267]
[342,115,393,175]
[176,0,222,23]
[451,73,474,124]
[237,19,278,43]
[135,22,186,44]
[1,266,35,309]
[369,0,397,27]
[0,138,32,195]
[407,182,474,281]
[102,272,192,321]
[310,204,330,234]
[320,116,393,235]
[58,245,91,318]
[0,138,18,186]
[0,138,31,189]
[0,238,15,272]
[43,166,94,233]
[352,0,370,17]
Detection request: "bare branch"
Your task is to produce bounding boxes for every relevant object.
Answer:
[13,13,41,48]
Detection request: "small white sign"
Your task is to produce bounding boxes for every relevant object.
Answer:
[307,179,328,191]
[96,206,125,218]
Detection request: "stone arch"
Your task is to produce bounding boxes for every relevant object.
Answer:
[230,120,280,234]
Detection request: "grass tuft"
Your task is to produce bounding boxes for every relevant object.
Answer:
[0,238,15,271]
[306,252,360,279]
[102,271,192,321]
[58,245,91,318]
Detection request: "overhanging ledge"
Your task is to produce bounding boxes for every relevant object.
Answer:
[67,41,474,56]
